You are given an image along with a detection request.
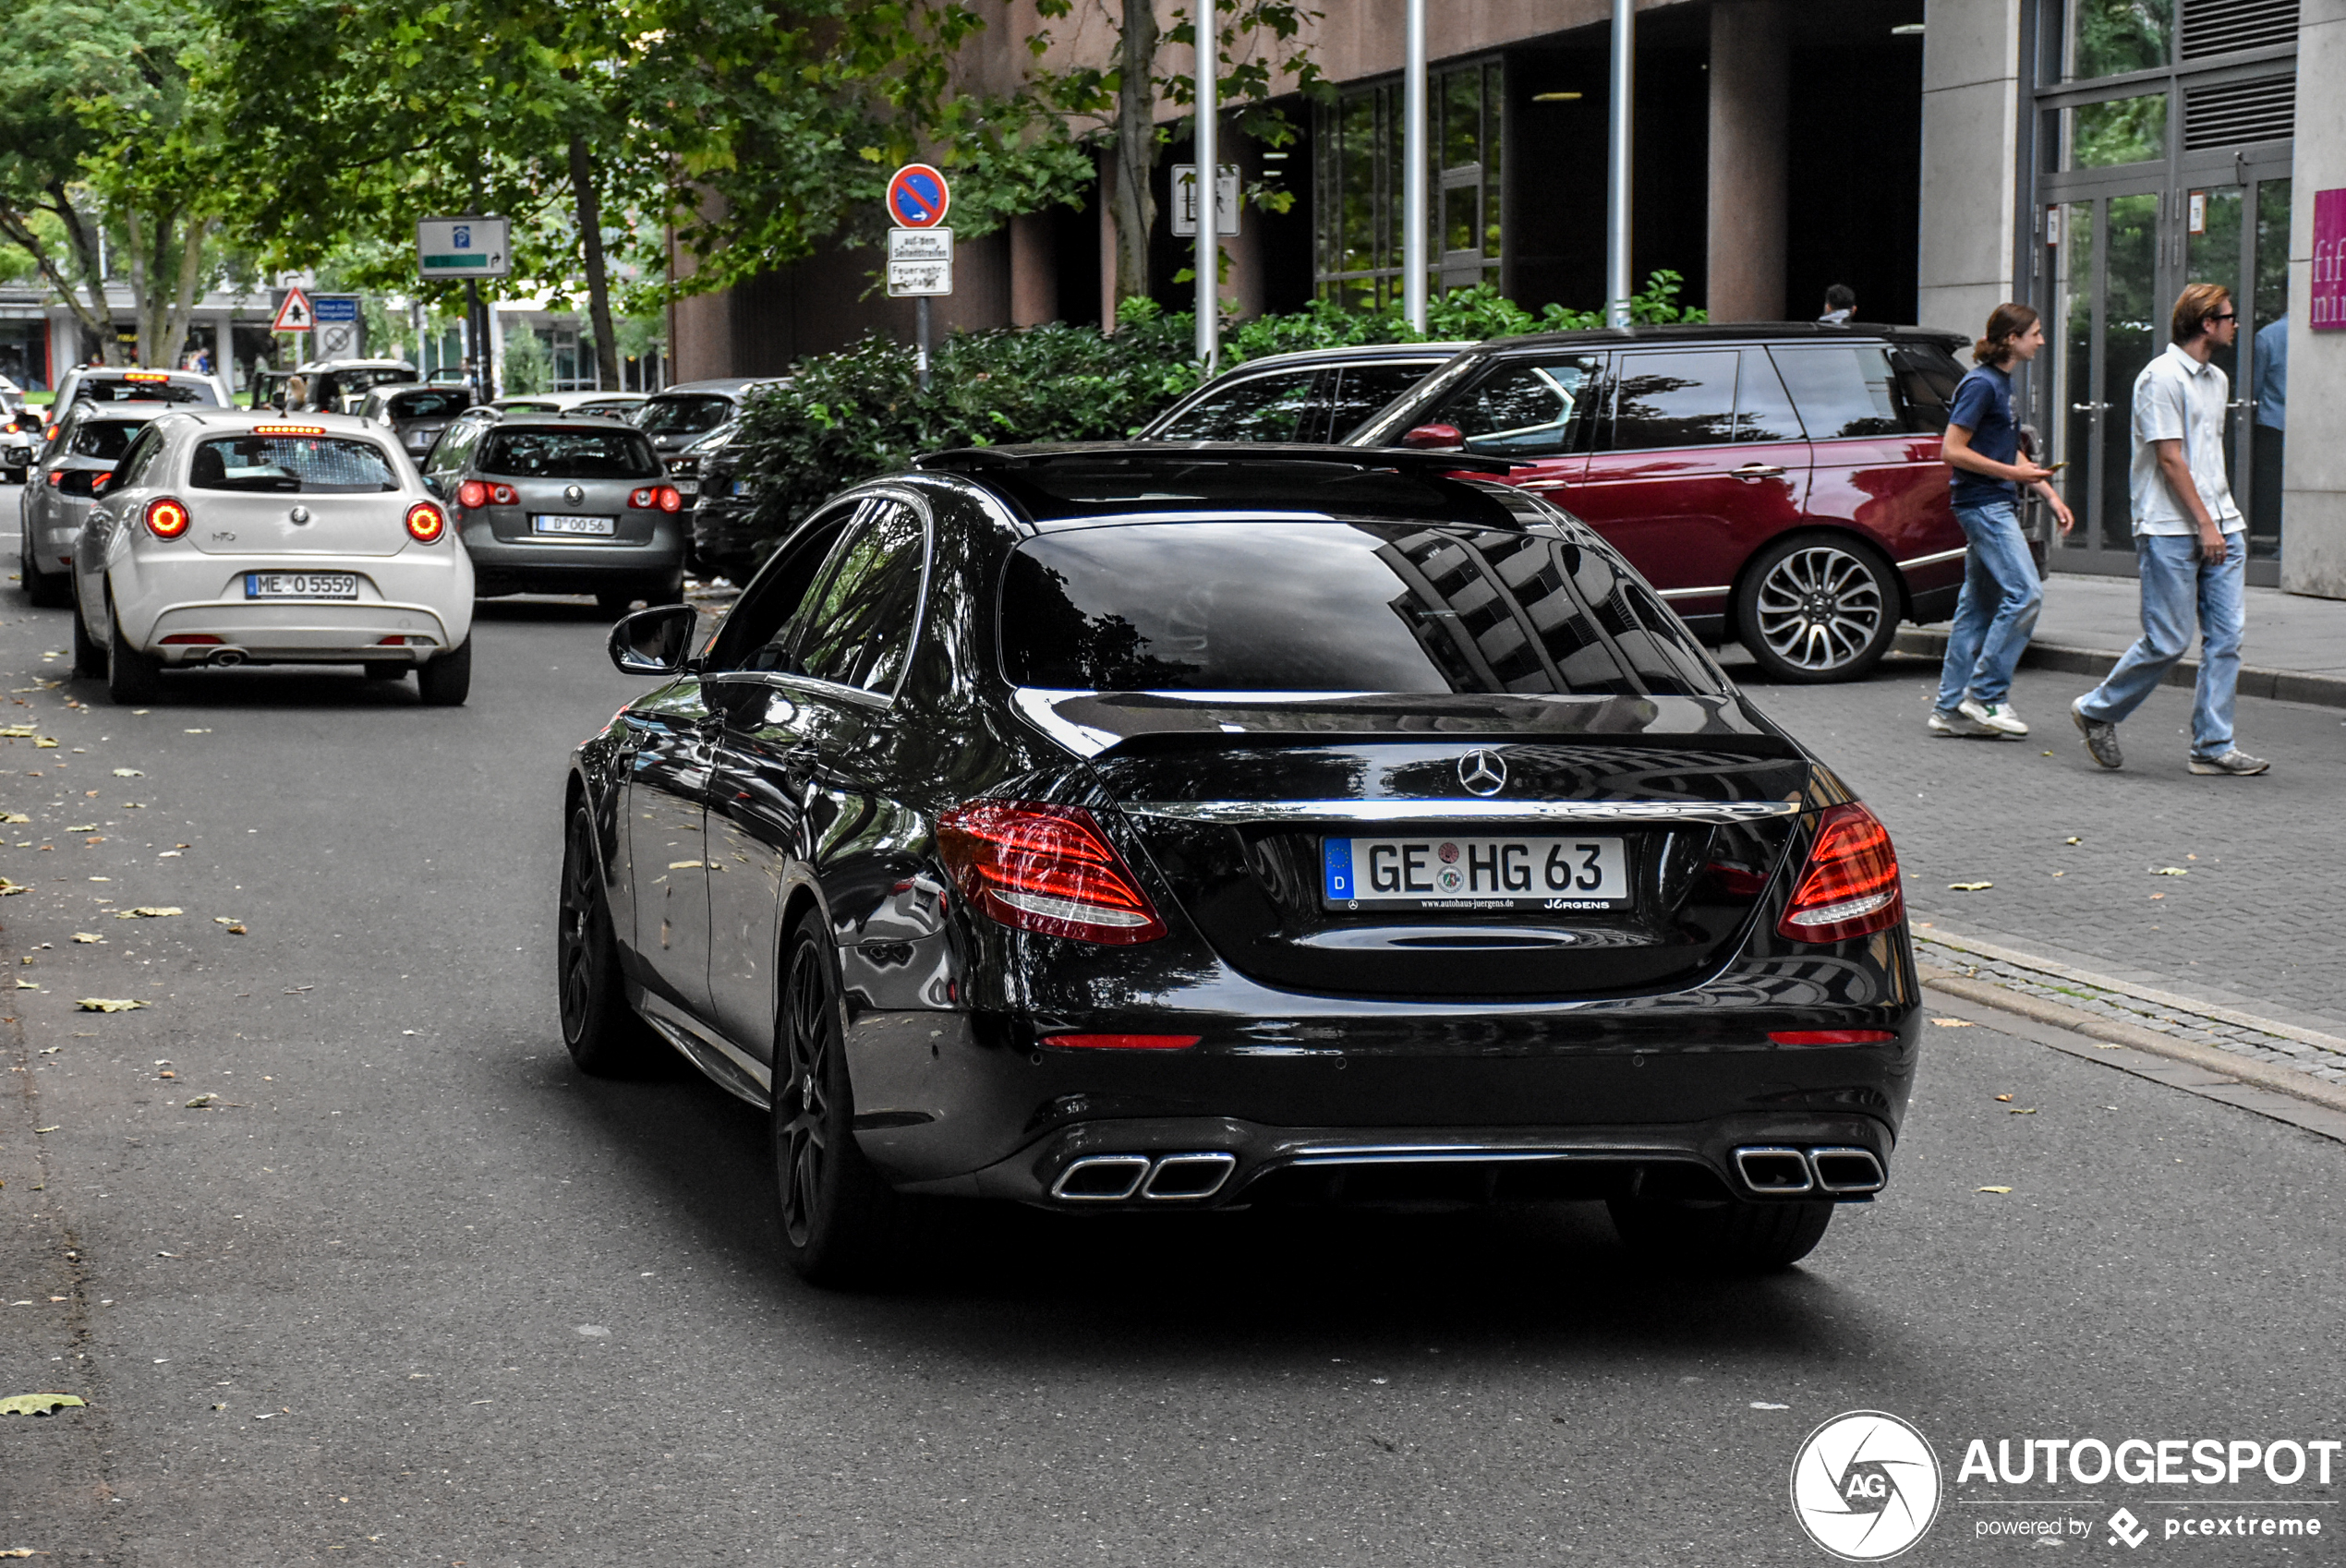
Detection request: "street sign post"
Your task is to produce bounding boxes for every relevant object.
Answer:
[1169,165,1241,238]
[415,216,511,279]
[272,288,315,334]
[886,170,953,390]
[312,295,361,358]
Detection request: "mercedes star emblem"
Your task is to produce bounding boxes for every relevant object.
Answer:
[1457,750,1507,796]
[564,485,585,505]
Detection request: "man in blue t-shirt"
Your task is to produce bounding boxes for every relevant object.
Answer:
[1930,304,2074,738]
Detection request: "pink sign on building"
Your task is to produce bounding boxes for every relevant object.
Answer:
[2316,187,2346,332]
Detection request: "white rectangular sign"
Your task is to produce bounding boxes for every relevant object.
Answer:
[1170,165,1240,237]
[417,215,512,279]
[888,259,953,297]
[888,227,953,263]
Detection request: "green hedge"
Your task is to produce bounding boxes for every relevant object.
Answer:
[728,271,1702,556]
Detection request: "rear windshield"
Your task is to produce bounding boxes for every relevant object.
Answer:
[390,391,469,419]
[77,378,216,405]
[68,420,145,460]
[998,521,1728,698]
[478,427,659,480]
[189,435,399,493]
[635,394,732,436]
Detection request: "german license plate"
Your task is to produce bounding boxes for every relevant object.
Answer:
[673,479,699,496]
[1323,834,1629,911]
[732,479,752,496]
[532,513,615,536]
[245,571,357,600]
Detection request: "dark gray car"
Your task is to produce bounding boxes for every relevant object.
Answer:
[424,415,685,613]
[1137,342,1469,443]
[17,403,168,609]
[359,383,474,464]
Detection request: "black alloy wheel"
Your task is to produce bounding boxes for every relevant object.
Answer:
[1735,535,1900,683]
[104,593,163,705]
[1606,1195,1833,1272]
[556,802,661,1075]
[772,909,907,1285]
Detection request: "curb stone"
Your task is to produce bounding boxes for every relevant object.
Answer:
[1893,626,2346,710]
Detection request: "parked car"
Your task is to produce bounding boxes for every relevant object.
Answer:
[421,413,683,612]
[67,411,474,704]
[676,420,756,581]
[17,403,172,609]
[288,358,421,416]
[487,391,647,421]
[1346,323,1970,682]
[49,368,229,433]
[1138,342,1471,443]
[2,383,39,482]
[357,383,474,463]
[634,378,782,460]
[562,443,1918,1285]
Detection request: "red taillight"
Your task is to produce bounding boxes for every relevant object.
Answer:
[1768,1029,1898,1045]
[1042,1033,1202,1050]
[456,479,489,510]
[659,485,682,513]
[1776,802,1904,944]
[143,496,191,538]
[936,801,1167,945]
[405,501,447,543]
[490,483,516,506]
[629,485,685,512]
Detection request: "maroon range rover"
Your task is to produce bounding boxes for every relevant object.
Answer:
[1347,323,1969,682]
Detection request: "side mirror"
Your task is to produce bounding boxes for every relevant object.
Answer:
[608,603,700,678]
[1399,423,1465,452]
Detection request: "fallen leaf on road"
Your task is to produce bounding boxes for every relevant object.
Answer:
[2150,892,2166,900]
[64,824,94,832]
[2151,866,2189,876]
[1976,1186,2013,1194]
[115,907,182,919]
[0,1393,86,1417]
[0,879,28,896]
[1948,881,1993,891]
[0,1547,35,1556]
[69,934,102,945]
[668,860,705,869]
[2011,1107,2038,1115]
[1994,1093,2013,1102]
[13,981,37,990]
[33,738,55,749]
[184,1094,216,1108]
[110,768,141,778]
[1750,1402,1790,1409]
[0,724,35,738]
[1930,1019,1975,1028]
[75,998,148,1012]
[183,728,210,734]
[2064,837,2082,844]
[0,812,25,824]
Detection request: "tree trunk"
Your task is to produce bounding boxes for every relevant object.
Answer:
[123,208,153,365]
[567,134,621,389]
[1111,0,1159,320]
[0,201,117,362]
[156,216,206,379]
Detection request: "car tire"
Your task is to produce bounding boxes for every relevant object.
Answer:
[1606,1195,1833,1272]
[19,533,67,609]
[773,907,914,1286]
[1735,534,1901,684]
[70,592,103,677]
[644,570,686,606]
[361,660,408,682]
[417,638,472,706]
[104,596,163,706]
[556,800,663,1076]
[595,589,636,618]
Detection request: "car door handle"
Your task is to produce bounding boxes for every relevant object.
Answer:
[1516,477,1572,491]
[1730,464,1786,480]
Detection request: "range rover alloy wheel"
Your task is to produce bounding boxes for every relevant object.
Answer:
[1737,536,1900,683]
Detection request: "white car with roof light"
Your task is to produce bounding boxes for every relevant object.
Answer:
[68,411,475,706]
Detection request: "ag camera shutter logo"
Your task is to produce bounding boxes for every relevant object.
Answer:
[1791,1410,1942,1561]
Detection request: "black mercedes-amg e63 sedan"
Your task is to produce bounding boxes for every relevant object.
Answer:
[561,444,1919,1283]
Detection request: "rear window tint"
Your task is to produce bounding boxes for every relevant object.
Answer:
[68,420,145,460]
[636,395,732,436]
[1770,345,1904,439]
[478,428,659,480]
[78,379,215,405]
[390,390,469,420]
[998,521,1727,698]
[189,436,399,493]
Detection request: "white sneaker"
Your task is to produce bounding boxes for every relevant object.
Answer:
[1958,697,2028,737]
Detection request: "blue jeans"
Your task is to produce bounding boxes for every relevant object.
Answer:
[1935,501,2042,711]
[2075,532,2245,757]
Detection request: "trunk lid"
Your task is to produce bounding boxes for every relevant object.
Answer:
[185,490,415,557]
[485,476,658,546]
[1058,692,1813,1000]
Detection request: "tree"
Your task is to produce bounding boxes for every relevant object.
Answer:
[0,0,224,367]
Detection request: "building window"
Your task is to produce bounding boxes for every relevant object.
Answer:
[1314,59,1503,309]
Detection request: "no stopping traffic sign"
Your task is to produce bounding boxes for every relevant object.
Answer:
[886,164,951,229]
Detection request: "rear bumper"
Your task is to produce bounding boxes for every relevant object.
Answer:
[101,546,474,657]
[461,516,683,594]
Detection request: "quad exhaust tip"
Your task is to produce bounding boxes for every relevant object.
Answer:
[1051,1152,1237,1203]
[1732,1145,1885,1197]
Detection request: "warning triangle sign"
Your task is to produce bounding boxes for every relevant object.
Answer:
[272,288,315,332]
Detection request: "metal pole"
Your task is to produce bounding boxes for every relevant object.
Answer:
[1605,0,1636,328]
[1195,0,1219,374]
[916,296,932,392]
[1402,0,1428,332]
[466,279,482,398]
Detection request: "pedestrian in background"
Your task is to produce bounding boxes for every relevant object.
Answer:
[1818,284,1856,325]
[2251,311,2286,548]
[1930,303,2074,738]
[2071,284,2267,776]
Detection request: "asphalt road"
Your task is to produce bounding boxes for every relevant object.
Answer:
[6,519,2345,1565]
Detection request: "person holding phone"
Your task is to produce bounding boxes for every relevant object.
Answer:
[2071,284,2267,776]
[1930,303,2076,738]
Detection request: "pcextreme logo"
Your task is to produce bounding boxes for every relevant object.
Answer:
[1791,1410,1945,1562]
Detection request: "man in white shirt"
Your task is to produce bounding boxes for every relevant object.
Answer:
[2071,283,2267,776]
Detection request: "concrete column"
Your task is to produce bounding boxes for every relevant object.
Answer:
[1010,212,1057,327]
[1705,0,1789,322]
[1917,0,2023,337]
[2280,0,2346,598]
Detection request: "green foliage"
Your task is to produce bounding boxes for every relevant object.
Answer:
[502,328,553,394]
[728,271,1705,559]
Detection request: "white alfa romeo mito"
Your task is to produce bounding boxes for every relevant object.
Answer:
[69,411,475,706]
